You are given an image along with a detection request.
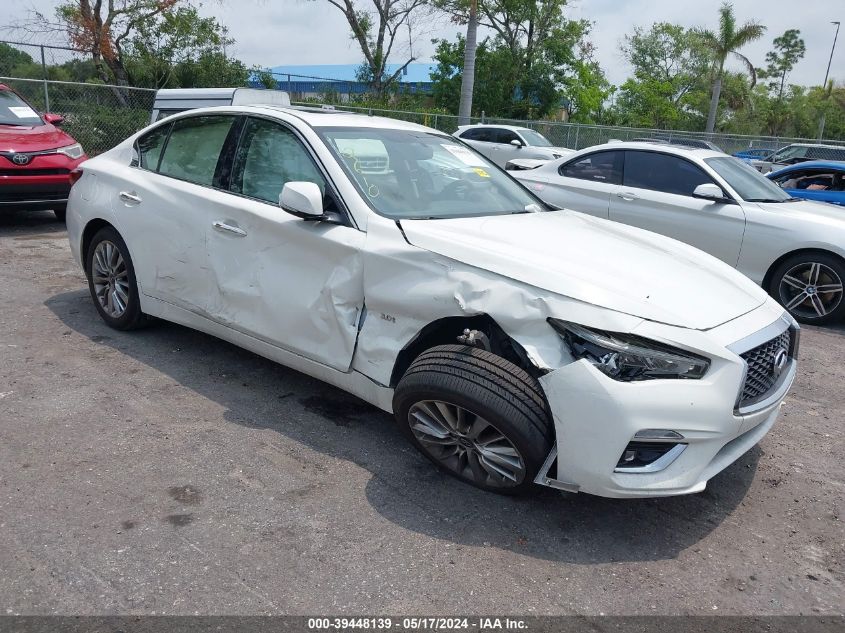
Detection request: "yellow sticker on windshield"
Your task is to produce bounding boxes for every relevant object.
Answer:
[473,168,490,178]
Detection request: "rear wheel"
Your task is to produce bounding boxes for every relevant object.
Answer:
[393,345,552,495]
[85,227,149,330]
[769,252,845,324]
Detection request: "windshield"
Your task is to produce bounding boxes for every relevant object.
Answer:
[771,145,807,162]
[519,129,553,147]
[0,90,43,126]
[705,156,793,202]
[317,127,545,220]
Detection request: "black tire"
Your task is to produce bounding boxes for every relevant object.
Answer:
[53,206,67,222]
[393,344,553,495]
[85,226,149,330]
[768,252,845,325]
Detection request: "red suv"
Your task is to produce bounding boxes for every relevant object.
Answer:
[0,84,87,221]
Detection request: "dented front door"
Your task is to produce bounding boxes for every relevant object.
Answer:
[202,116,365,371]
[204,197,365,370]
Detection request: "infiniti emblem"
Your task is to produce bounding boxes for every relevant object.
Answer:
[11,153,31,165]
[771,348,788,378]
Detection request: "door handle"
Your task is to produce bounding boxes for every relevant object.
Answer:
[616,191,638,201]
[212,221,247,237]
[119,191,142,204]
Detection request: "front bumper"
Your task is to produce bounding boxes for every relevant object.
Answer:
[537,303,797,498]
[0,152,85,210]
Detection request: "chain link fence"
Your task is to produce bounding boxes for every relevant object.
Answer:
[304,104,845,158]
[2,77,155,156]
[1,40,155,155]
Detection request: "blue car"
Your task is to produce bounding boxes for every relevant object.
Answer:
[767,160,845,206]
[733,147,774,161]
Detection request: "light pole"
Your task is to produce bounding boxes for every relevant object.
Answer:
[818,21,841,140]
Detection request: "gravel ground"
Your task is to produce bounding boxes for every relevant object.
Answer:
[0,209,842,616]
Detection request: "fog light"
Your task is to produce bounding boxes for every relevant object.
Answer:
[614,441,687,473]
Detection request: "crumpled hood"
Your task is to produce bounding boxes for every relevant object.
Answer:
[400,210,767,330]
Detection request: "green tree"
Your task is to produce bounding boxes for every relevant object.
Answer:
[319,0,430,98]
[123,5,246,88]
[50,0,182,86]
[559,43,613,123]
[0,43,38,77]
[761,29,805,101]
[431,0,594,118]
[615,22,710,128]
[696,2,766,132]
[429,36,517,116]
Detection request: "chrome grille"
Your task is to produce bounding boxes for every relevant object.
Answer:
[738,330,791,407]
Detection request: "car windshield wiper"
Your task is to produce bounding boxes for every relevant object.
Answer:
[744,197,794,203]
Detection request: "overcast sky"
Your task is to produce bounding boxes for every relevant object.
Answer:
[5,0,844,87]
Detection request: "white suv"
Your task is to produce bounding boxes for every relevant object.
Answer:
[454,124,573,168]
[66,106,797,499]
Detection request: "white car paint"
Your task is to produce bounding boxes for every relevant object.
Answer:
[514,141,845,288]
[454,124,573,168]
[67,108,797,498]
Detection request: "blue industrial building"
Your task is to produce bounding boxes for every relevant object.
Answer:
[250,63,436,98]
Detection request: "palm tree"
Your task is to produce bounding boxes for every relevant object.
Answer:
[458,0,478,125]
[697,2,766,133]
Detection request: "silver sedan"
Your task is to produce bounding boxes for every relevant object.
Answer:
[513,142,845,324]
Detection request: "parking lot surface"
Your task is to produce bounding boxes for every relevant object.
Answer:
[0,210,843,615]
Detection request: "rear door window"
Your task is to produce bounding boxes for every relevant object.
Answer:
[495,129,521,144]
[806,147,845,160]
[157,115,236,186]
[623,150,713,196]
[559,151,623,185]
[461,128,494,143]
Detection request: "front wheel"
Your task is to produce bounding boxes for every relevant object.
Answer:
[393,345,553,495]
[769,252,845,325]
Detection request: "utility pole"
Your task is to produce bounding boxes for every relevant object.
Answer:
[818,21,840,141]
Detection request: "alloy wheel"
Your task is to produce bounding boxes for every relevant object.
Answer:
[408,400,526,488]
[92,240,130,318]
[778,261,844,320]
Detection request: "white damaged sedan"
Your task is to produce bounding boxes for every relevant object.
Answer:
[66,106,799,498]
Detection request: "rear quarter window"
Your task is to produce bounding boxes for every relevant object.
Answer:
[133,124,171,170]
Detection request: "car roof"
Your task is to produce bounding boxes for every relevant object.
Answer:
[781,142,845,150]
[579,141,724,159]
[456,124,532,132]
[158,104,442,134]
[768,160,845,174]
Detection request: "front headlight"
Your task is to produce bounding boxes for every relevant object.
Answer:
[549,319,710,381]
[56,143,84,159]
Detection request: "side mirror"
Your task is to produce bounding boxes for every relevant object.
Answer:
[510,139,523,148]
[279,182,324,219]
[43,113,64,125]
[692,183,731,203]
